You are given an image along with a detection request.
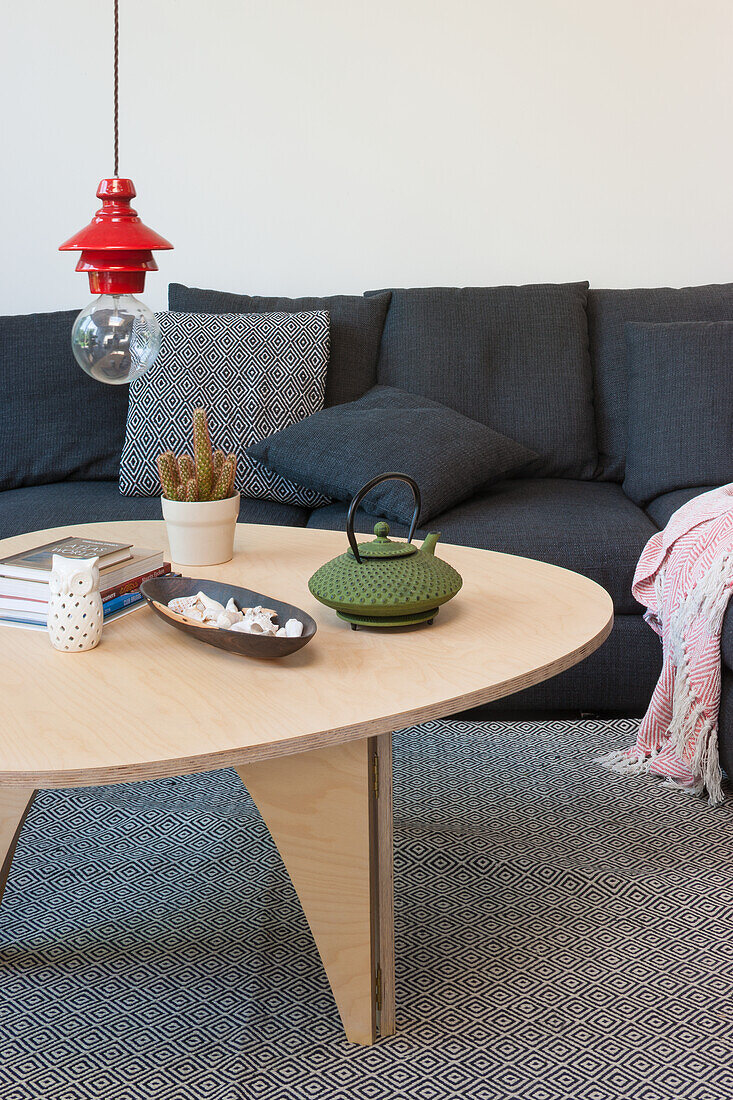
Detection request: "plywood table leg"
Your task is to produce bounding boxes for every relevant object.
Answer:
[236,732,394,1045]
[374,732,395,1038]
[0,788,37,907]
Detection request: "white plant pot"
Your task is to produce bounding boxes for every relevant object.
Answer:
[161,493,240,567]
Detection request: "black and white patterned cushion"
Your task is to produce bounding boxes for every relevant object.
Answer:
[119,311,331,506]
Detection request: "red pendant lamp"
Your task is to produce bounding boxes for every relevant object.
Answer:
[59,0,172,385]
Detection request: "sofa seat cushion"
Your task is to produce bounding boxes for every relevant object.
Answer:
[0,482,310,541]
[307,479,656,614]
[365,283,596,479]
[645,486,718,529]
[475,613,661,716]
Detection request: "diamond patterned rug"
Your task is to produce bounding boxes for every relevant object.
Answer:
[1,717,732,1100]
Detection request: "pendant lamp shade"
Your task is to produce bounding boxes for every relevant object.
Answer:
[57,1,174,385]
[59,178,173,296]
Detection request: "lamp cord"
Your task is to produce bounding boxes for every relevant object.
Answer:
[113,0,119,177]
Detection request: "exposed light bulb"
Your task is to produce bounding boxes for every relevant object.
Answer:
[71,294,161,384]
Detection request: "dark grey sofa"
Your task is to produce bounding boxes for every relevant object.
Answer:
[3,283,733,769]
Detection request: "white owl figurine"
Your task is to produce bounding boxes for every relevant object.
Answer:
[47,554,104,652]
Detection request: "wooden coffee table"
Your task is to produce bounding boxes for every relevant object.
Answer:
[0,521,612,1045]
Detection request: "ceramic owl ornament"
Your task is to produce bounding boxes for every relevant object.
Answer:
[47,554,104,652]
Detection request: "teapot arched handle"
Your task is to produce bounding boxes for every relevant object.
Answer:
[346,473,421,564]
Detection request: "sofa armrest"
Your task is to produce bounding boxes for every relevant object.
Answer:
[721,601,733,672]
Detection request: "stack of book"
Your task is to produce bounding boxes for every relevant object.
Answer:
[0,536,170,630]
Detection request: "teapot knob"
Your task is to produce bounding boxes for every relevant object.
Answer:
[347,474,421,564]
[374,521,390,540]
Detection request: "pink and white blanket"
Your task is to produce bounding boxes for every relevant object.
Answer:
[599,484,733,804]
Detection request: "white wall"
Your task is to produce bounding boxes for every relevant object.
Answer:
[2,0,732,316]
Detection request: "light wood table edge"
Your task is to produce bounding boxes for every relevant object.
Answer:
[0,609,613,790]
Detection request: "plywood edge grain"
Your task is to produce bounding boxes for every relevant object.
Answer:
[0,607,613,789]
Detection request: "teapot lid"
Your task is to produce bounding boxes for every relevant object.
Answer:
[351,521,418,560]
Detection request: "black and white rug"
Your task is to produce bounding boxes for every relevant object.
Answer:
[1,718,732,1100]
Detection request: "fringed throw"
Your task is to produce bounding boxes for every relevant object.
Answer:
[598,485,733,805]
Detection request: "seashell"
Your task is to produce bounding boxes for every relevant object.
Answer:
[247,619,277,636]
[197,591,223,609]
[168,595,199,615]
[241,607,278,635]
[227,619,275,635]
[274,620,303,637]
[252,621,277,636]
[228,614,277,636]
[243,604,276,620]
[216,611,238,629]
[225,598,240,614]
[196,592,226,621]
[182,607,206,622]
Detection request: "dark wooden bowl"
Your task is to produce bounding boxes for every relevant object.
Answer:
[140,575,317,660]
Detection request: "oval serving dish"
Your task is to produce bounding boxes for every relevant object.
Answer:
[140,575,317,660]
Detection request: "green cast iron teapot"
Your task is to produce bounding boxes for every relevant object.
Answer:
[308,473,463,629]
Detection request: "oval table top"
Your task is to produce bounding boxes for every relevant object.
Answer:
[0,521,613,788]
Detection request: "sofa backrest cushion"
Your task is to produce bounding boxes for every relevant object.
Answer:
[365,283,596,479]
[588,284,733,481]
[623,321,733,506]
[168,283,391,408]
[0,308,129,492]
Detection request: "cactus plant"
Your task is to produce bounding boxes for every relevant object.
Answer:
[157,410,237,501]
[178,453,195,485]
[157,451,182,501]
[192,408,213,500]
[210,454,237,500]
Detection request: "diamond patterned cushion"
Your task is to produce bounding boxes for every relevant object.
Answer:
[119,311,331,506]
[168,283,391,407]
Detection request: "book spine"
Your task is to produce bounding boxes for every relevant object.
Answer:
[0,565,170,612]
[102,592,144,617]
[101,564,170,602]
[0,593,144,628]
[0,615,46,627]
[0,595,45,607]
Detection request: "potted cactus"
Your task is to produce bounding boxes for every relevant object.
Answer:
[157,409,240,566]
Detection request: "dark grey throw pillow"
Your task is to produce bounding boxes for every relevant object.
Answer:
[0,308,129,492]
[365,283,596,479]
[168,283,391,408]
[623,322,733,506]
[247,385,538,525]
[588,284,733,480]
